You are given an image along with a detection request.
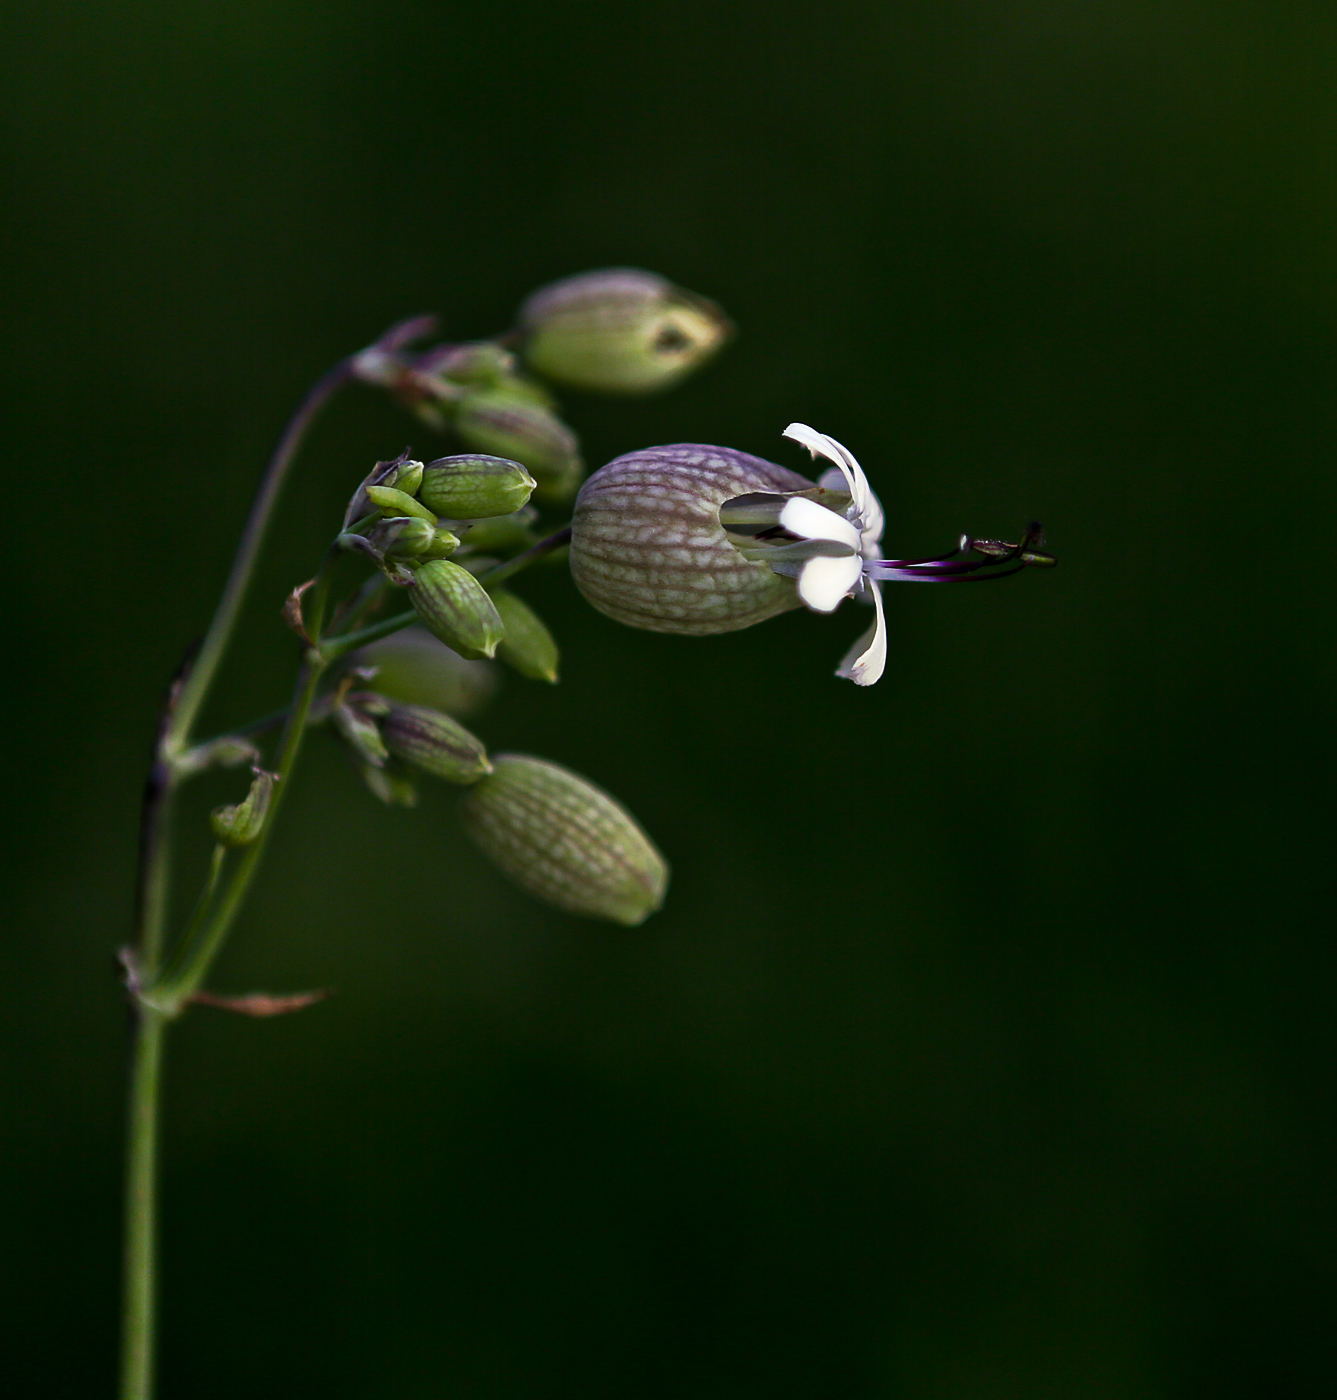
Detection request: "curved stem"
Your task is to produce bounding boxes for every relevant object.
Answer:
[119,357,355,1400]
[165,358,354,756]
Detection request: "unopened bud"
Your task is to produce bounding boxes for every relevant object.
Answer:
[453,392,582,497]
[367,515,437,560]
[381,704,492,784]
[350,626,498,716]
[366,484,437,522]
[408,558,506,660]
[490,589,559,682]
[518,268,732,395]
[418,454,537,520]
[210,770,277,847]
[333,703,388,766]
[418,340,518,387]
[420,526,462,560]
[343,454,423,530]
[463,755,667,925]
[391,460,424,495]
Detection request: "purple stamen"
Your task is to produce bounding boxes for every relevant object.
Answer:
[867,524,1054,583]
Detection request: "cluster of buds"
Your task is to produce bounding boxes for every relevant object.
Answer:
[350,269,733,501]
[313,427,670,923]
[316,663,666,925]
[335,450,560,672]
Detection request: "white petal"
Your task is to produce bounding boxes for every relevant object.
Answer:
[783,423,877,531]
[836,580,886,685]
[796,554,862,612]
[779,495,861,549]
[858,490,885,557]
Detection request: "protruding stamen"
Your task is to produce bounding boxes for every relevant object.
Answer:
[867,523,1056,583]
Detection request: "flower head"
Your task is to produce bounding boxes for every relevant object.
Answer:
[569,426,1054,684]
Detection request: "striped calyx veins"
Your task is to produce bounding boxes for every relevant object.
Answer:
[568,444,816,635]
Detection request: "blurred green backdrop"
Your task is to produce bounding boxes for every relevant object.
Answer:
[3,0,1335,1395]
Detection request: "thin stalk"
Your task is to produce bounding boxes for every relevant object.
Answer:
[151,845,229,995]
[474,524,571,588]
[327,572,389,639]
[149,643,329,1013]
[165,358,354,756]
[181,705,292,759]
[135,763,176,974]
[322,607,417,660]
[120,354,355,1400]
[119,1007,165,1400]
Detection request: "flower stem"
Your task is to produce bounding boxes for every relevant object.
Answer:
[119,352,355,1400]
[474,524,571,589]
[321,607,417,659]
[165,357,354,757]
[120,1006,165,1400]
[148,637,329,1015]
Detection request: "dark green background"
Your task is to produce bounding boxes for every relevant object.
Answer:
[4,1,1334,1395]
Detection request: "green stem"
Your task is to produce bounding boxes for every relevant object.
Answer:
[120,1006,165,1400]
[149,642,329,1014]
[474,524,571,588]
[322,607,417,659]
[165,358,354,757]
[327,572,390,639]
[152,845,229,996]
[120,357,355,1400]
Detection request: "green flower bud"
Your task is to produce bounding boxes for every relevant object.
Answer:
[366,484,437,522]
[518,268,732,395]
[569,444,814,635]
[418,454,537,520]
[453,391,583,498]
[408,558,506,660]
[332,702,389,767]
[367,515,437,560]
[490,588,559,683]
[351,626,498,716]
[210,770,277,847]
[421,340,519,388]
[360,760,418,808]
[462,755,668,926]
[420,526,462,560]
[391,460,424,495]
[381,704,492,784]
[343,454,425,530]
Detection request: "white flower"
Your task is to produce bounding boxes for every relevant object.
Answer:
[780,423,890,686]
[777,424,1053,687]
